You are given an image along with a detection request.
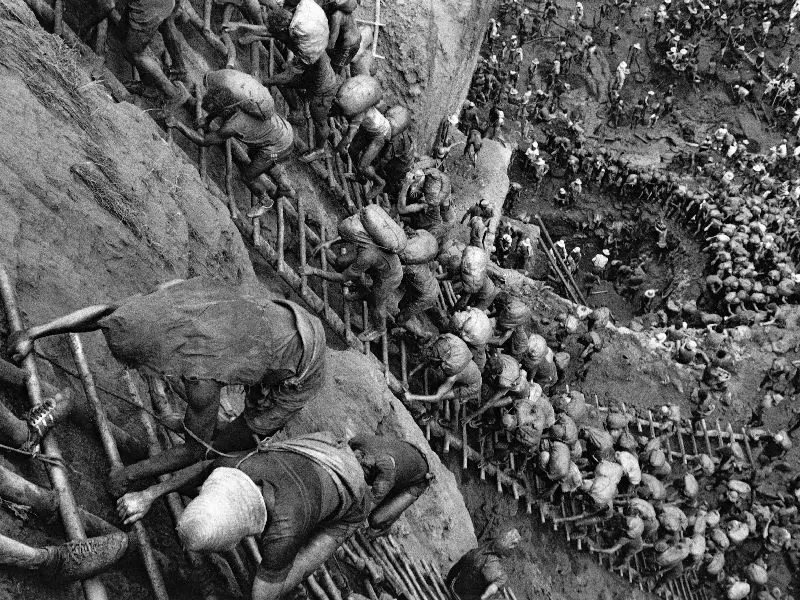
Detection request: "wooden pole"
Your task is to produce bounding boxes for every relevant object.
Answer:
[0,267,109,600]
[68,335,169,600]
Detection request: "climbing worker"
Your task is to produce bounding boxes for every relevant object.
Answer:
[9,278,327,494]
[463,199,501,252]
[323,0,362,74]
[397,167,454,244]
[520,333,558,390]
[348,433,432,536]
[396,259,444,336]
[86,0,189,104]
[402,333,482,416]
[117,432,369,600]
[489,295,533,359]
[468,353,530,423]
[338,105,412,200]
[230,5,335,163]
[464,127,484,168]
[166,70,296,217]
[446,529,521,600]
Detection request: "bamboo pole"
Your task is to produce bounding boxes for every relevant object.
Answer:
[68,335,169,600]
[0,267,109,600]
[0,462,117,536]
[126,370,229,600]
[534,214,587,305]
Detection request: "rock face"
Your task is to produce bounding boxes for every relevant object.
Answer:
[374,0,498,146]
[0,1,476,597]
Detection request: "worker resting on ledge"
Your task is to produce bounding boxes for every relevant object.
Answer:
[348,433,432,537]
[117,432,368,600]
[9,278,326,495]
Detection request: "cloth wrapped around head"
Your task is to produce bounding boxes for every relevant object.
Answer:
[177,467,268,551]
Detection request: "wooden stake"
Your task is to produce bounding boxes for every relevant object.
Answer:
[0,268,110,600]
[69,336,169,600]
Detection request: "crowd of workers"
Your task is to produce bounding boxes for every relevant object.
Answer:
[2,0,800,598]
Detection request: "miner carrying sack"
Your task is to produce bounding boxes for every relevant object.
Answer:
[166,70,297,216]
[117,432,369,600]
[9,278,327,495]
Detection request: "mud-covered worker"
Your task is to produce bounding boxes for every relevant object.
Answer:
[320,0,361,74]
[0,530,130,581]
[397,168,454,244]
[464,127,483,168]
[336,105,394,200]
[488,295,533,359]
[450,260,498,313]
[88,0,189,104]
[229,5,335,163]
[396,261,444,336]
[402,333,482,411]
[446,529,521,600]
[10,278,327,494]
[305,224,402,343]
[468,354,530,423]
[460,101,481,132]
[463,199,501,252]
[117,432,368,600]
[349,434,432,536]
[520,333,558,390]
[165,80,296,217]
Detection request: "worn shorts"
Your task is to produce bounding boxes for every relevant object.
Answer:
[329,44,359,73]
[309,90,336,127]
[124,0,175,55]
[243,142,294,183]
[243,313,327,436]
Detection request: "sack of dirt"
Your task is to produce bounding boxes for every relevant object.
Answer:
[399,229,438,264]
[655,543,690,568]
[606,410,629,430]
[550,413,578,445]
[491,354,521,388]
[616,430,638,451]
[638,473,666,500]
[460,246,488,294]
[203,70,275,119]
[727,581,750,600]
[497,297,531,329]
[689,533,706,558]
[360,204,407,252]
[290,0,329,66]
[552,390,587,423]
[437,239,466,276]
[614,450,641,485]
[659,504,688,532]
[452,308,493,347]
[746,562,768,586]
[338,213,372,245]
[336,75,382,117]
[429,334,472,376]
[588,462,623,507]
[582,426,614,459]
[385,105,411,135]
[727,520,749,545]
[545,440,571,481]
[706,552,725,576]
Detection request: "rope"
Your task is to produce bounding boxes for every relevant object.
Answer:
[180,419,242,460]
[33,350,186,437]
[0,440,78,473]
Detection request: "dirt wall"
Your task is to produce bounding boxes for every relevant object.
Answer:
[374,0,498,147]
